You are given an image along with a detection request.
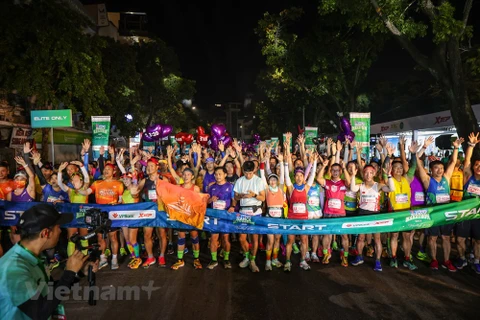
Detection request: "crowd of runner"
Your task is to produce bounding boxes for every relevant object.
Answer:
[1,132,479,274]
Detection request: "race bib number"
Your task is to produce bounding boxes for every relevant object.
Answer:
[467,184,480,196]
[240,207,254,215]
[327,198,342,209]
[308,210,323,219]
[308,196,320,206]
[414,192,425,202]
[436,193,450,204]
[148,189,157,200]
[395,193,409,204]
[361,195,377,203]
[292,203,306,214]
[47,196,59,203]
[213,200,226,210]
[268,207,283,218]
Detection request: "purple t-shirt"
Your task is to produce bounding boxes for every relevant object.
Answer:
[202,171,216,193]
[410,176,426,207]
[208,182,234,210]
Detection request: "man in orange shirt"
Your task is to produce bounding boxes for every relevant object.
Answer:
[0,161,14,199]
[81,163,124,270]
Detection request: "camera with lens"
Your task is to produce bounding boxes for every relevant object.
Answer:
[85,208,110,230]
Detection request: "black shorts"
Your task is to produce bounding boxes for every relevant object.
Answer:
[456,220,480,239]
[425,224,455,237]
[358,209,379,216]
[345,210,358,217]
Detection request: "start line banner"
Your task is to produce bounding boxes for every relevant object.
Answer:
[1,198,479,235]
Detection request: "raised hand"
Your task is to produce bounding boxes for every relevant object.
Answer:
[82,139,91,153]
[399,135,406,146]
[276,152,284,162]
[383,161,392,176]
[453,137,465,149]
[218,141,225,152]
[30,150,41,166]
[379,135,387,147]
[386,143,396,156]
[468,132,480,145]
[59,162,69,171]
[166,145,174,157]
[409,141,420,153]
[423,136,434,148]
[14,156,27,166]
[23,142,33,154]
[336,140,343,153]
[70,160,83,167]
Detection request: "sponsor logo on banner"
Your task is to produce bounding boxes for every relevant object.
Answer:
[77,205,94,219]
[3,211,21,220]
[109,210,156,220]
[444,207,480,221]
[233,214,255,225]
[342,219,393,229]
[268,223,327,231]
[405,209,433,228]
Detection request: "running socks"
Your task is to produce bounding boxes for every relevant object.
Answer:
[250,255,256,261]
[244,252,250,260]
[127,241,135,257]
[323,249,328,256]
[224,251,230,261]
[343,250,348,257]
[273,248,279,260]
[211,252,217,262]
[133,243,140,258]
[67,241,75,257]
[178,249,184,260]
[80,239,88,256]
[266,250,272,261]
[193,250,200,259]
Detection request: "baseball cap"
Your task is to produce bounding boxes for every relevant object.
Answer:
[42,162,53,170]
[148,157,159,165]
[17,204,73,233]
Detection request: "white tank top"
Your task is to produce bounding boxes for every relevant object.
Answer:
[359,182,381,212]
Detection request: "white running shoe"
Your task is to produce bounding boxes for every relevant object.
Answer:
[265,260,272,271]
[250,260,260,272]
[111,259,119,270]
[300,260,311,271]
[239,257,250,268]
[284,261,292,272]
[305,252,311,262]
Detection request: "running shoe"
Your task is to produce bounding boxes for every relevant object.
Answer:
[351,256,364,266]
[171,260,185,270]
[249,260,260,272]
[293,243,300,254]
[341,256,348,267]
[299,260,310,270]
[305,252,311,262]
[284,261,292,272]
[454,258,467,270]
[158,256,166,267]
[48,258,60,272]
[224,260,232,269]
[366,245,374,258]
[143,257,156,268]
[271,259,283,268]
[129,258,142,269]
[239,257,250,268]
[99,259,109,270]
[259,242,266,251]
[322,252,332,265]
[127,258,136,267]
[416,251,431,263]
[473,263,480,274]
[332,241,338,251]
[111,259,119,270]
[430,259,439,270]
[265,260,272,271]
[373,260,383,272]
[311,253,320,263]
[120,248,127,257]
[104,249,111,257]
[207,260,218,270]
[403,260,418,271]
[390,257,398,269]
[184,248,189,254]
[194,258,203,270]
[442,260,457,272]
[167,243,174,255]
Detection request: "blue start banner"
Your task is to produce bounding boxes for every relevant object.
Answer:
[1,199,480,235]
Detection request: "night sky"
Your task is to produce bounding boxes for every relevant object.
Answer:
[97,0,479,120]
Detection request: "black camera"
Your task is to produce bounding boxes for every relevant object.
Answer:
[85,208,110,230]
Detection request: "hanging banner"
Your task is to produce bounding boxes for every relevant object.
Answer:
[1,198,479,235]
[91,116,111,160]
[304,126,318,149]
[350,112,371,161]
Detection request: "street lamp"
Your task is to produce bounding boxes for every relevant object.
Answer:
[215,103,222,108]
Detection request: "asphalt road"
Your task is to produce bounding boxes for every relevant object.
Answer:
[62,241,480,320]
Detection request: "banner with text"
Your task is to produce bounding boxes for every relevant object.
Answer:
[304,127,318,149]
[1,199,479,235]
[91,116,111,160]
[350,112,371,161]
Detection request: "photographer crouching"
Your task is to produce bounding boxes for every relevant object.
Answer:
[0,204,98,320]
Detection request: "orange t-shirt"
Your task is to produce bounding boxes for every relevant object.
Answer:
[0,180,14,200]
[89,180,124,204]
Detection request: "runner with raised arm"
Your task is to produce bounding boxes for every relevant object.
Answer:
[417,137,464,272]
